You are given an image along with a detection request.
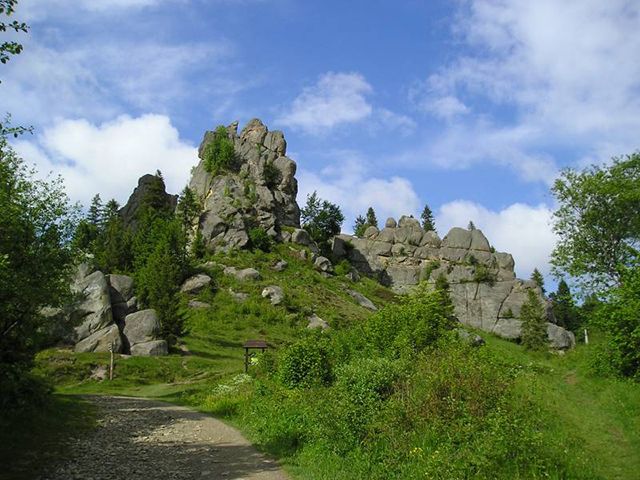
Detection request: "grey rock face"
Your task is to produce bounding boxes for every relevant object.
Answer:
[107,274,135,303]
[72,271,114,342]
[130,340,169,356]
[123,309,161,348]
[188,119,301,252]
[364,226,379,238]
[74,324,122,353]
[307,314,329,330]
[346,289,377,311]
[262,286,284,306]
[291,228,314,247]
[385,217,397,228]
[331,224,575,347]
[180,274,212,295]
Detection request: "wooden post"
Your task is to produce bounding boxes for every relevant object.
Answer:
[109,342,114,381]
[584,329,589,345]
[244,347,249,373]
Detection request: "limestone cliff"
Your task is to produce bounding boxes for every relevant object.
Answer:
[188,119,300,251]
[331,217,575,349]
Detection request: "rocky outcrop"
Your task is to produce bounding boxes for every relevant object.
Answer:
[65,264,168,356]
[333,217,575,348]
[119,174,178,231]
[188,119,301,251]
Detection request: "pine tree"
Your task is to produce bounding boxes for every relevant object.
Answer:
[520,289,548,350]
[103,199,120,221]
[550,279,579,331]
[353,215,367,237]
[88,194,103,227]
[366,207,378,229]
[176,186,200,231]
[421,204,436,232]
[530,267,545,293]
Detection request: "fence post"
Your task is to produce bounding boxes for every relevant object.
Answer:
[109,342,115,380]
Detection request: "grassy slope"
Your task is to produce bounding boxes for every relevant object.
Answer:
[31,244,640,479]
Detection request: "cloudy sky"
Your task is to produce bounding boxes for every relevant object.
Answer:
[3,0,639,282]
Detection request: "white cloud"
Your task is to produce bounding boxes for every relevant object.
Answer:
[297,151,421,232]
[277,72,374,133]
[408,0,640,179]
[2,40,236,126]
[436,200,556,278]
[13,114,197,207]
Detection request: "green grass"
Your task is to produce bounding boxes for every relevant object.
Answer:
[0,394,96,480]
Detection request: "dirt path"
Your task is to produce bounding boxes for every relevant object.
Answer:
[42,396,289,480]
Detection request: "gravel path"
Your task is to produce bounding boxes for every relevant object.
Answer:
[42,396,289,480]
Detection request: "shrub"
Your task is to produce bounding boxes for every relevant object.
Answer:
[262,161,281,189]
[203,126,235,176]
[473,264,497,285]
[300,191,345,246]
[249,227,272,252]
[278,334,332,388]
[334,259,352,276]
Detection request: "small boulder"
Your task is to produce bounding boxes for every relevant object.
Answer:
[272,260,288,272]
[224,266,261,281]
[291,228,313,247]
[180,273,212,295]
[262,286,284,306]
[314,256,333,273]
[345,270,361,282]
[230,289,249,302]
[307,314,329,331]
[385,217,397,228]
[346,289,377,311]
[131,340,169,357]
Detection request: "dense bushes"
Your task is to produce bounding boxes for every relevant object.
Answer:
[203,126,235,176]
[278,333,332,388]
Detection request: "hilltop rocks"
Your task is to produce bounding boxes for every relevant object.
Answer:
[188,119,301,252]
[119,174,178,231]
[334,219,575,348]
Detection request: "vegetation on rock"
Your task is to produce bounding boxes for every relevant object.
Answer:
[203,126,236,176]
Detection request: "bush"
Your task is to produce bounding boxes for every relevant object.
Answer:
[262,161,281,189]
[365,283,454,358]
[300,191,345,247]
[278,334,332,388]
[334,259,352,276]
[473,264,497,285]
[203,126,236,176]
[249,227,272,252]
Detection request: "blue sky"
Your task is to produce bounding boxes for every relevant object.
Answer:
[3,0,640,282]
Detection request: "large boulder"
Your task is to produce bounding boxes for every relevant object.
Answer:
[74,324,123,353]
[547,323,576,350]
[107,274,136,323]
[72,271,114,342]
[122,309,162,352]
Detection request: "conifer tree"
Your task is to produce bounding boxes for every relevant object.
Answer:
[366,207,378,229]
[521,289,547,350]
[87,194,103,227]
[467,221,476,230]
[353,215,367,237]
[421,204,436,232]
[550,279,579,331]
[530,268,545,293]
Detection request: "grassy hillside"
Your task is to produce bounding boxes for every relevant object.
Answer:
[30,244,640,479]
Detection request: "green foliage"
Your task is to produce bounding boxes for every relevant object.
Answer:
[203,126,235,176]
[93,214,133,273]
[334,259,351,276]
[550,279,580,331]
[421,260,440,281]
[365,207,378,229]
[551,153,640,292]
[278,333,332,389]
[502,307,515,319]
[0,138,78,372]
[0,1,28,75]
[530,267,545,293]
[262,160,281,189]
[176,186,200,231]
[421,203,436,232]
[520,289,547,350]
[191,229,206,259]
[353,214,367,237]
[473,264,496,285]
[593,266,640,379]
[365,283,454,358]
[248,227,272,252]
[300,191,345,246]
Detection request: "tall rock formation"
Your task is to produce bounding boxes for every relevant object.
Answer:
[332,217,575,349]
[188,119,301,251]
